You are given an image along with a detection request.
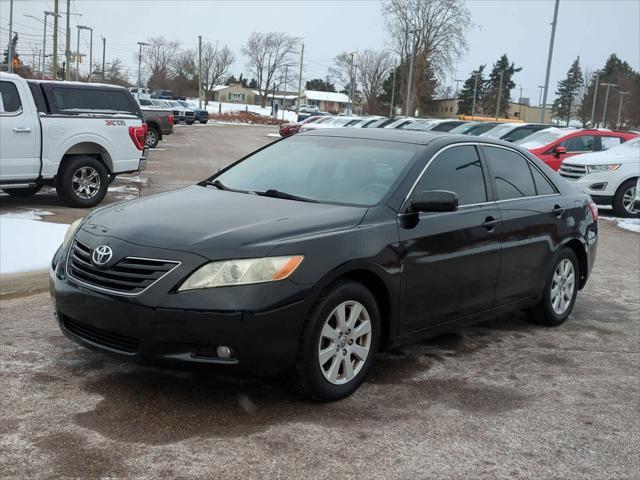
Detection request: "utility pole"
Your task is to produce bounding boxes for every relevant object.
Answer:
[495,71,504,120]
[349,52,356,115]
[518,84,523,119]
[389,61,397,118]
[101,36,106,82]
[75,26,80,81]
[589,70,600,127]
[471,72,479,118]
[539,0,560,123]
[53,0,59,78]
[137,41,149,89]
[600,82,617,128]
[7,0,14,73]
[65,0,71,80]
[454,79,463,97]
[198,35,203,108]
[616,91,630,129]
[296,42,304,116]
[78,26,93,82]
[282,65,289,120]
[405,28,419,117]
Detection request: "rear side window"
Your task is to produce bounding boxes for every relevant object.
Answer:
[601,136,622,150]
[0,81,22,113]
[51,87,136,114]
[483,146,536,200]
[417,146,487,206]
[504,127,534,143]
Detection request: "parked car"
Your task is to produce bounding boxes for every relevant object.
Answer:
[151,90,185,101]
[295,104,319,113]
[448,121,501,136]
[279,115,329,138]
[299,116,362,131]
[138,98,174,148]
[383,117,418,129]
[633,177,640,212]
[176,100,209,124]
[516,128,638,171]
[353,117,388,128]
[0,73,147,207]
[129,87,151,100]
[52,128,597,401]
[360,117,390,128]
[479,123,551,142]
[167,100,195,124]
[402,119,468,132]
[559,137,640,217]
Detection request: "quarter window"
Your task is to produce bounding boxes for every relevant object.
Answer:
[0,81,22,113]
[483,146,536,200]
[416,146,487,206]
[561,135,595,152]
[601,136,622,150]
[529,165,557,195]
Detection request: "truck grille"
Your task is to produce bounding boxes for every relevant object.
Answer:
[61,314,140,353]
[559,163,587,180]
[66,240,180,295]
[186,111,195,117]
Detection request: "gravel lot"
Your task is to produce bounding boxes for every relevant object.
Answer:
[1,124,639,479]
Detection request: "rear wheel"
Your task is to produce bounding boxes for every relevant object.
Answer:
[56,156,109,208]
[146,126,160,148]
[295,281,380,401]
[527,248,579,327]
[3,185,42,197]
[612,179,639,217]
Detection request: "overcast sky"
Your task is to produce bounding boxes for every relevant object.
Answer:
[2,0,638,105]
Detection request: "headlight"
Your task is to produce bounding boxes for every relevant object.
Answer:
[178,255,304,291]
[587,164,621,173]
[63,218,83,248]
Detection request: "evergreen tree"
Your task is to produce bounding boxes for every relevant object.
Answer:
[379,65,401,114]
[457,65,485,115]
[552,56,584,126]
[225,74,238,85]
[248,78,258,88]
[305,78,336,92]
[481,54,521,118]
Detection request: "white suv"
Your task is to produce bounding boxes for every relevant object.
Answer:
[559,137,640,217]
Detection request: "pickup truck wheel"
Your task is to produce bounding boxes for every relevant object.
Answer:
[146,127,160,148]
[56,156,109,208]
[3,185,42,197]
[200,120,208,124]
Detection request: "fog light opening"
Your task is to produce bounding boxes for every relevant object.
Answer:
[216,346,232,359]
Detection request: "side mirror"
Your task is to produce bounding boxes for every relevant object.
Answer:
[410,190,459,213]
[554,146,567,158]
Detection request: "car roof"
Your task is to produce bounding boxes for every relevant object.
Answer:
[301,127,463,145]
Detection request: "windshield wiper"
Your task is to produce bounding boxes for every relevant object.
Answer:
[207,179,229,190]
[256,189,318,203]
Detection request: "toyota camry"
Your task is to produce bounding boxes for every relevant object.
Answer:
[51,129,598,401]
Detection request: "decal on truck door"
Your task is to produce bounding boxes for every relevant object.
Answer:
[105,120,126,126]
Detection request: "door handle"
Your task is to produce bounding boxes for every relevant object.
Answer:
[12,127,32,133]
[552,205,565,217]
[482,216,500,231]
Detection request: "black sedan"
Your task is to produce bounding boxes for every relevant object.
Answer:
[51,129,598,401]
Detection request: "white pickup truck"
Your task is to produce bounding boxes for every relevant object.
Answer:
[0,73,148,207]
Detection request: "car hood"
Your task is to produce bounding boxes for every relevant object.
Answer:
[562,148,640,165]
[83,185,367,259]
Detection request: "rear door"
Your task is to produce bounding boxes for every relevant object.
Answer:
[0,79,39,180]
[398,144,502,333]
[481,145,564,305]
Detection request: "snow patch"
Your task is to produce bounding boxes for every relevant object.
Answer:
[0,218,69,274]
[266,133,281,138]
[617,219,640,233]
[0,210,56,221]
[188,99,297,123]
[118,175,148,184]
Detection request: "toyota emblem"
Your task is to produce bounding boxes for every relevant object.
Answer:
[92,245,113,266]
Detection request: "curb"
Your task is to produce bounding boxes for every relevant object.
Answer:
[0,270,49,299]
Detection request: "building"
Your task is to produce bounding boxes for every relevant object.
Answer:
[298,90,351,114]
[212,84,259,104]
[427,98,553,123]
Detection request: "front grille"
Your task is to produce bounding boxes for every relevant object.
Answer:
[559,163,587,180]
[186,111,195,117]
[67,240,180,295]
[61,314,140,353]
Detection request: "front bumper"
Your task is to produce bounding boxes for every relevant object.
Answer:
[562,171,619,205]
[50,236,312,376]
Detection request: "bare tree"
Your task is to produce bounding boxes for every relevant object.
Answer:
[382,0,471,113]
[242,32,300,107]
[358,49,394,113]
[143,36,181,89]
[201,41,235,104]
[329,52,357,91]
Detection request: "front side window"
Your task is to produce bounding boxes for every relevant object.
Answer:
[214,136,419,207]
[503,127,534,143]
[0,81,22,113]
[483,146,536,200]
[562,135,595,152]
[416,146,487,206]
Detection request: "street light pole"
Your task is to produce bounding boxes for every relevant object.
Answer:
[87,28,93,82]
[539,0,560,123]
[589,70,600,127]
[137,42,150,89]
[76,26,80,81]
[471,72,479,118]
[349,52,356,115]
[600,82,617,128]
[405,28,419,117]
[616,91,630,129]
[495,71,504,120]
[43,12,63,79]
[389,61,397,118]
[76,25,92,81]
[7,0,14,73]
[198,35,203,108]
[101,36,106,82]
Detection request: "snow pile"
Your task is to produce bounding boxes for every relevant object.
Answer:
[0,217,69,274]
[187,98,297,122]
[1,210,56,221]
[617,218,640,233]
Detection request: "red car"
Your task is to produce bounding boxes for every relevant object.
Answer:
[516,128,638,171]
[279,115,329,137]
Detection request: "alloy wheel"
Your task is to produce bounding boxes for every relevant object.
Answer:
[550,259,575,315]
[146,130,157,147]
[318,301,372,385]
[622,186,638,214]
[72,166,101,199]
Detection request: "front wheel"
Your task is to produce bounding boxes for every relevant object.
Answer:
[296,281,380,401]
[527,248,579,326]
[612,178,639,218]
[56,156,109,208]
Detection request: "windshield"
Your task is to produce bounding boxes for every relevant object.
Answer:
[481,123,518,138]
[449,122,479,134]
[515,129,570,148]
[402,119,438,131]
[212,136,419,206]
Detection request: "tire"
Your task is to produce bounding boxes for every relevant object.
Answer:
[527,248,579,327]
[55,156,109,208]
[295,280,380,402]
[3,185,42,197]
[146,126,160,148]
[186,121,195,125]
[612,178,639,218]
[200,120,208,125]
